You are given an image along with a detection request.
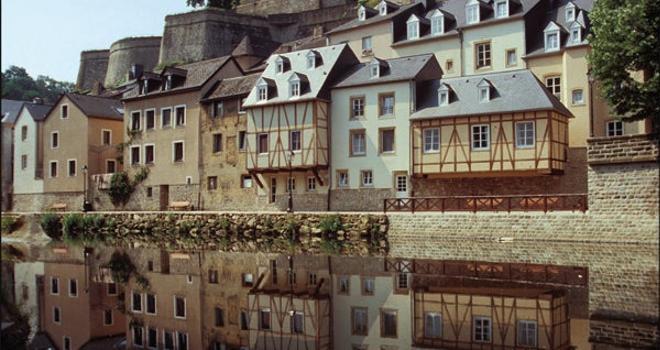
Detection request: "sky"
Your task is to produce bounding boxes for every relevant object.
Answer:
[1,0,191,83]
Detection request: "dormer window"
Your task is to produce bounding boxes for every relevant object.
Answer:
[407,15,420,40]
[164,75,172,90]
[430,11,444,35]
[258,86,268,101]
[369,60,382,78]
[565,2,576,23]
[358,6,366,21]
[379,1,387,15]
[477,79,492,103]
[141,80,149,95]
[569,22,582,44]
[494,0,508,19]
[466,0,480,24]
[438,84,450,106]
[543,22,561,52]
[290,82,300,97]
[275,56,288,74]
[277,61,284,73]
[306,51,321,69]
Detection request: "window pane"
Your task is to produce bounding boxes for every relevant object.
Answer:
[381,130,394,153]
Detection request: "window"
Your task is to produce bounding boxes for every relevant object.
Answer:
[337,170,349,187]
[446,59,454,72]
[104,309,113,326]
[213,134,223,153]
[240,310,249,330]
[208,270,219,284]
[307,177,316,191]
[21,125,27,140]
[270,178,277,203]
[186,274,193,284]
[67,159,76,177]
[51,277,59,294]
[397,271,409,289]
[146,294,156,315]
[396,174,408,193]
[49,161,58,178]
[241,175,253,188]
[63,336,71,350]
[352,307,368,335]
[291,311,304,334]
[338,276,350,294]
[358,6,366,20]
[495,0,508,18]
[141,144,153,164]
[350,97,364,119]
[145,109,155,130]
[381,310,397,338]
[423,128,440,153]
[213,101,224,118]
[431,11,444,35]
[545,30,560,51]
[61,104,68,119]
[131,111,141,131]
[466,2,479,24]
[607,120,624,136]
[132,326,144,347]
[146,187,153,197]
[164,331,174,350]
[106,159,116,173]
[472,125,490,150]
[174,296,186,319]
[407,15,419,40]
[161,108,172,128]
[570,25,581,44]
[565,3,576,22]
[380,128,395,153]
[516,121,535,148]
[68,279,77,297]
[208,176,218,190]
[307,54,316,69]
[53,306,61,323]
[350,130,366,156]
[361,170,373,187]
[438,88,449,106]
[175,106,186,126]
[379,1,387,15]
[132,292,143,312]
[517,320,537,347]
[258,133,268,154]
[260,309,271,330]
[173,141,184,162]
[479,86,490,102]
[362,277,375,295]
[164,75,172,90]
[506,49,517,67]
[21,155,27,170]
[546,76,561,99]
[379,93,394,116]
[370,63,380,78]
[102,129,112,145]
[362,36,372,52]
[290,81,300,97]
[571,89,584,105]
[425,313,442,338]
[286,177,295,193]
[238,131,247,151]
[474,316,492,342]
[276,58,285,74]
[147,328,158,349]
[258,86,268,101]
[243,273,254,287]
[130,146,141,165]
[214,307,224,327]
[107,283,117,296]
[290,130,301,151]
[51,131,59,148]
[476,42,491,69]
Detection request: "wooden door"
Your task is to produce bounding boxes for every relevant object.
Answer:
[159,185,169,211]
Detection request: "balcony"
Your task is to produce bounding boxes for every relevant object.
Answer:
[91,173,114,190]
[383,194,588,213]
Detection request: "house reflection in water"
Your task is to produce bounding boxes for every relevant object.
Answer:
[24,245,589,350]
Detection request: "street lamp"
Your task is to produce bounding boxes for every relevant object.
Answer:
[82,165,92,212]
[285,150,294,213]
[587,69,595,137]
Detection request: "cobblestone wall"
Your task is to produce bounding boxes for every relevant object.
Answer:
[12,192,84,212]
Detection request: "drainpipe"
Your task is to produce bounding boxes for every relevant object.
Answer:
[458,28,464,76]
[587,69,595,137]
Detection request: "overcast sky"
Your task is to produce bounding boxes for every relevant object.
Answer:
[1,0,190,82]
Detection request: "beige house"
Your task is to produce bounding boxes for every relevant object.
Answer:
[121,56,244,210]
[41,93,123,210]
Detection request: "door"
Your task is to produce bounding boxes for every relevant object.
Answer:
[395,174,408,198]
[159,185,169,211]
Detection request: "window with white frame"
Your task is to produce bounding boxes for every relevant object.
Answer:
[515,121,535,148]
[242,175,253,188]
[51,131,59,148]
[337,170,349,187]
[63,336,71,350]
[164,331,175,350]
[49,161,58,178]
[423,128,440,153]
[351,97,364,118]
[290,130,301,151]
[177,332,188,350]
[306,51,317,69]
[495,0,508,18]
[161,108,172,128]
[67,159,77,177]
[102,129,112,145]
[21,155,27,170]
[173,141,184,162]
[130,145,141,165]
[380,94,394,115]
[565,3,576,22]
[51,277,59,294]
[131,111,141,131]
[395,174,407,192]
[132,291,143,312]
[431,11,444,35]
[544,23,560,52]
[61,104,68,119]
[132,325,144,347]
[147,328,158,349]
[407,15,420,40]
[438,86,449,106]
[351,130,366,156]
[358,6,366,21]
[425,313,442,338]
[472,124,490,150]
[379,1,387,15]
[307,177,316,191]
[145,109,155,130]
[275,56,286,73]
[517,320,537,347]
[257,86,268,101]
[545,76,561,99]
[213,101,224,118]
[68,279,78,297]
[174,296,186,319]
[569,23,582,44]
[476,42,491,69]
[362,36,372,52]
[479,86,490,102]
[21,125,27,141]
[571,89,584,105]
[53,306,61,323]
[107,159,116,173]
[466,1,480,24]
[146,294,157,315]
[361,170,373,187]
[607,120,624,136]
[164,75,172,90]
[145,144,155,164]
[290,81,300,97]
[175,106,186,126]
[506,49,517,67]
[473,316,492,342]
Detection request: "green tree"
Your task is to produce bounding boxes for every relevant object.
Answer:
[186,0,240,9]
[1,65,75,103]
[588,0,660,123]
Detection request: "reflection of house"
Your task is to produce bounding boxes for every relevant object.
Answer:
[247,256,332,350]
[243,44,359,211]
[13,260,44,339]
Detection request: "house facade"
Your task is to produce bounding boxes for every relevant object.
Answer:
[1,99,26,211]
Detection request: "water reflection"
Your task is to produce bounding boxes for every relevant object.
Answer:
[7,243,589,350]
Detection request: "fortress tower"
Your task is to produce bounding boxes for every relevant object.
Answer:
[104,36,161,88]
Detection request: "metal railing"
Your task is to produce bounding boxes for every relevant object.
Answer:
[383,194,588,213]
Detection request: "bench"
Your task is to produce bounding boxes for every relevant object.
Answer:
[169,201,192,211]
[50,203,67,212]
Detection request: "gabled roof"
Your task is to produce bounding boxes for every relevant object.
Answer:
[18,102,53,123]
[525,0,593,56]
[1,99,27,124]
[47,93,123,121]
[203,73,261,101]
[327,2,422,35]
[333,53,440,89]
[412,69,573,120]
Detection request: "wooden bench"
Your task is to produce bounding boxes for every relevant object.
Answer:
[50,203,67,212]
[169,201,192,211]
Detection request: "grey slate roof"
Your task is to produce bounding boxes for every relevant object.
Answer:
[411,69,573,120]
[526,0,594,56]
[244,44,358,107]
[1,99,26,124]
[333,53,440,89]
[22,102,53,121]
[66,93,123,120]
[327,2,422,34]
[204,73,261,101]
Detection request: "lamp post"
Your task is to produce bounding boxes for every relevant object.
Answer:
[82,165,92,212]
[587,69,595,138]
[286,150,294,213]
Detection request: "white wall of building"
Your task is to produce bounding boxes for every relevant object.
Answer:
[13,109,43,194]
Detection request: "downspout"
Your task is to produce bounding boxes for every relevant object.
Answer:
[458,28,465,76]
[326,102,332,211]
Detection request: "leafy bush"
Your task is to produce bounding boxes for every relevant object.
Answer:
[106,251,136,284]
[40,214,62,240]
[133,167,149,184]
[1,216,21,234]
[62,214,85,240]
[108,172,134,206]
[320,238,342,255]
[318,215,343,238]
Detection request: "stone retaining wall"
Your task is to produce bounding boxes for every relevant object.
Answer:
[12,192,84,212]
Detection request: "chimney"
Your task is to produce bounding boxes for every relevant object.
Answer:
[313,25,324,38]
[129,64,144,80]
[32,97,43,105]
